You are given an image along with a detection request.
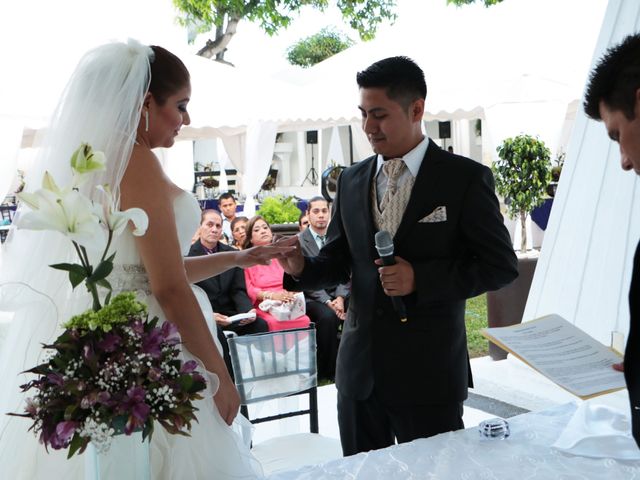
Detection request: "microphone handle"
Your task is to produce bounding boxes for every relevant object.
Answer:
[378,254,408,322]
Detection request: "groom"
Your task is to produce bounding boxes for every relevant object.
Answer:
[279,56,518,455]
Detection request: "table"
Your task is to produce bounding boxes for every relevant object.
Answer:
[270,402,640,479]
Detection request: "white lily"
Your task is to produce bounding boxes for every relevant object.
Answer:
[17,187,103,245]
[95,185,148,237]
[71,143,106,187]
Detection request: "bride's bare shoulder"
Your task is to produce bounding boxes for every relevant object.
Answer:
[121,146,170,203]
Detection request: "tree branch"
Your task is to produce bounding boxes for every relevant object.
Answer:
[196,14,241,60]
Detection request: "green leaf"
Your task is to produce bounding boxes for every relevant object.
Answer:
[64,404,77,421]
[67,433,85,459]
[88,260,113,283]
[69,269,86,289]
[96,278,112,291]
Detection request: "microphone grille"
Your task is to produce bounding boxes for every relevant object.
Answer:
[374,230,393,249]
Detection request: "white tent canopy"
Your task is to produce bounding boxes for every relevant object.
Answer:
[270,0,607,160]
[0,0,609,201]
[524,0,640,345]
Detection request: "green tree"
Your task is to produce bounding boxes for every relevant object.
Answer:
[173,0,397,62]
[493,134,551,252]
[447,0,504,6]
[287,27,354,67]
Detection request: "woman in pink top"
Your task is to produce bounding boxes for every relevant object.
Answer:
[243,216,310,331]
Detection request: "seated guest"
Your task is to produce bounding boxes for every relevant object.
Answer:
[299,196,349,380]
[243,215,311,331]
[188,209,269,373]
[219,192,238,244]
[230,215,249,250]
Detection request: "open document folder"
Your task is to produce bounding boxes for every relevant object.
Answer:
[482,314,625,399]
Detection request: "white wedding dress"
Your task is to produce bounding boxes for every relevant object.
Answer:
[0,191,264,479]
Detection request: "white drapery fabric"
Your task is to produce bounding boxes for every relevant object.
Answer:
[524,0,640,345]
[222,122,278,218]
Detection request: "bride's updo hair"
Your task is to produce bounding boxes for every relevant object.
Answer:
[148,46,190,105]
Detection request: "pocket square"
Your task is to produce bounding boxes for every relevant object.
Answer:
[419,206,447,223]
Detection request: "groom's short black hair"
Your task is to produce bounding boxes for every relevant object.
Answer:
[356,56,427,109]
[584,33,640,120]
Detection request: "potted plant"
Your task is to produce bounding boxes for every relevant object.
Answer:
[257,195,302,236]
[487,135,551,360]
[493,134,551,253]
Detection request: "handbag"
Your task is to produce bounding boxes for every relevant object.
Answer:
[258,292,306,321]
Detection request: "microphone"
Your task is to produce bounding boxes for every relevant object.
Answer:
[374,230,408,323]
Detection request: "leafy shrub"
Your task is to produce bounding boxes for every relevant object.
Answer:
[257,195,301,224]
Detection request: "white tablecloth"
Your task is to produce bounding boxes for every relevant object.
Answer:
[270,403,640,479]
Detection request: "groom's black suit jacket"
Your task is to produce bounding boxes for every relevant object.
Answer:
[299,227,350,304]
[627,241,640,447]
[285,140,518,406]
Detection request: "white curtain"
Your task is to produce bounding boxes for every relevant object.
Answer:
[326,126,346,167]
[523,0,640,346]
[222,122,277,218]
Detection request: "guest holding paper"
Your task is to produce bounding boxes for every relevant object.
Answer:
[243,215,311,331]
[584,33,640,448]
[189,210,268,336]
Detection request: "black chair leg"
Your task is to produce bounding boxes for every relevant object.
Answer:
[309,387,319,434]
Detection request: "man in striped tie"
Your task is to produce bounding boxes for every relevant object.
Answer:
[298,196,349,381]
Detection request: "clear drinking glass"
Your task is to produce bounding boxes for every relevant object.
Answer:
[478,418,510,440]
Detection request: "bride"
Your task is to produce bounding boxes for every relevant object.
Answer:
[0,40,288,479]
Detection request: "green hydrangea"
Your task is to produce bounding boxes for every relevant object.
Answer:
[64,292,148,332]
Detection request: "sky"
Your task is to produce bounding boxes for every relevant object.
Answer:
[0,0,609,121]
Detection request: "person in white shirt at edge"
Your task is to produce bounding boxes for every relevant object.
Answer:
[218,192,238,243]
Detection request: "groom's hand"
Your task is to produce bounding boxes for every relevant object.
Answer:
[375,255,415,296]
[275,235,305,277]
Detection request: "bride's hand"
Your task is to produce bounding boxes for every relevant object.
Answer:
[237,243,295,268]
[214,376,241,425]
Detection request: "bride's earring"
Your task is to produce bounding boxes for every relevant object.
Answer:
[144,110,149,132]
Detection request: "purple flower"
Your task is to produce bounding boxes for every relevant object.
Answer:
[97,391,111,405]
[121,386,150,435]
[51,421,78,449]
[141,328,163,358]
[46,373,64,387]
[97,332,122,352]
[180,360,198,374]
[161,322,179,344]
[131,319,144,335]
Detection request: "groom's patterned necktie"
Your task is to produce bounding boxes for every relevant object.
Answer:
[380,158,405,212]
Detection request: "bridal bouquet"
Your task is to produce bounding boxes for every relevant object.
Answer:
[10,144,206,458]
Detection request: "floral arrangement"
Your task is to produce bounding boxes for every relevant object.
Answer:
[10,144,207,458]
